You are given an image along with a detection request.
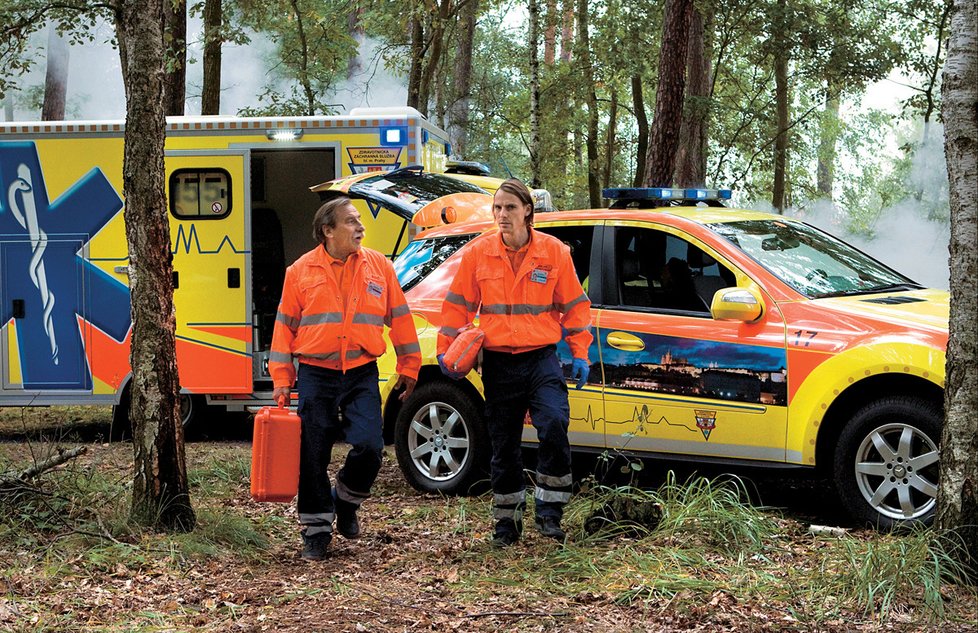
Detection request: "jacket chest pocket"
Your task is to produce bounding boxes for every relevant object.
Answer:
[361,274,387,313]
[476,266,506,306]
[298,273,335,308]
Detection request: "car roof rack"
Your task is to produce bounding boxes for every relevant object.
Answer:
[603,187,732,209]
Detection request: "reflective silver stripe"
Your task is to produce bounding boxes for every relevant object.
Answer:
[536,472,573,488]
[493,491,526,505]
[299,312,343,326]
[299,512,335,525]
[493,507,519,520]
[390,304,411,318]
[555,293,588,313]
[394,342,421,355]
[439,326,459,338]
[336,480,369,505]
[303,524,333,536]
[563,326,589,335]
[268,351,293,364]
[534,488,572,503]
[482,303,554,315]
[299,349,365,361]
[276,312,299,329]
[446,291,479,312]
[353,313,385,326]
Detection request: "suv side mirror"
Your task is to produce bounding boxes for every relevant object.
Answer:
[710,286,765,322]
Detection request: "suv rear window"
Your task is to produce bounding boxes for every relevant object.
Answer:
[394,234,475,292]
[348,172,487,220]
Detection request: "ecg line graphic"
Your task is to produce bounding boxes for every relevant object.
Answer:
[7,163,58,365]
[571,404,701,435]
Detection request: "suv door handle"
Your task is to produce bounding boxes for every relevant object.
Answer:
[606,331,645,351]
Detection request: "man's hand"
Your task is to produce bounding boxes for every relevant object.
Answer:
[394,374,417,401]
[569,358,590,390]
[437,354,465,380]
[272,386,290,407]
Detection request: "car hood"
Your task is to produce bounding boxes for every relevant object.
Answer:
[811,289,949,332]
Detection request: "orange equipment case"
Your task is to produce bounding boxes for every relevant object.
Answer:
[250,400,301,502]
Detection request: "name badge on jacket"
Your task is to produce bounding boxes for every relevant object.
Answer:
[367,281,384,297]
[530,268,548,284]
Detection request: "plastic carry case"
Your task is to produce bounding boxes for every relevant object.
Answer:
[250,399,301,502]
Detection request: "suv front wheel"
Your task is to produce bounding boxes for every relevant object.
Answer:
[833,396,941,530]
[394,380,490,495]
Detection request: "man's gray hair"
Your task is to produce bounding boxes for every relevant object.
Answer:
[312,196,352,245]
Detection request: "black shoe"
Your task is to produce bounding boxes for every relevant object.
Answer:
[333,488,361,539]
[301,531,331,561]
[491,518,521,548]
[535,516,566,541]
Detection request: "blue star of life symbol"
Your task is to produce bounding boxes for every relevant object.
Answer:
[0,142,131,390]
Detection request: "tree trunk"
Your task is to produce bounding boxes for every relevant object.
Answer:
[577,0,600,207]
[673,5,711,188]
[529,0,542,187]
[288,0,316,116]
[603,89,618,189]
[163,0,186,116]
[115,0,195,532]
[560,1,573,63]
[816,81,840,199]
[448,0,478,156]
[41,24,69,121]
[201,0,222,115]
[771,0,789,213]
[544,0,557,65]
[418,0,452,118]
[937,0,977,577]
[643,0,693,187]
[631,75,648,187]
[407,13,424,110]
[347,1,365,80]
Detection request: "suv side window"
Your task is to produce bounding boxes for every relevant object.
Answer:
[613,226,734,314]
[535,224,594,292]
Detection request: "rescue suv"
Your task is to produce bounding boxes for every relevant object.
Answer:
[377,187,948,530]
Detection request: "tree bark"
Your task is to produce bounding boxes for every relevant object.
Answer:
[577,0,600,207]
[816,81,840,199]
[631,75,648,187]
[163,0,186,116]
[544,0,557,65]
[937,0,977,577]
[201,0,222,115]
[447,0,478,157]
[673,5,711,188]
[643,0,694,187]
[418,0,452,118]
[603,89,618,189]
[41,24,69,121]
[771,0,789,213]
[115,0,195,532]
[407,12,424,110]
[529,0,542,187]
[560,1,573,63]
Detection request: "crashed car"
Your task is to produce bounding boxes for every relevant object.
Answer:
[374,187,947,529]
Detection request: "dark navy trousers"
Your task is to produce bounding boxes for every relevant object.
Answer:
[296,361,383,536]
[481,346,573,527]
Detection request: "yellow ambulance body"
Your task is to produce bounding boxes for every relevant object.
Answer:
[0,107,451,424]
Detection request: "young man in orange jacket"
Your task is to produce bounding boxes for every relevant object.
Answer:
[270,196,420,561]
[437,179,593,546]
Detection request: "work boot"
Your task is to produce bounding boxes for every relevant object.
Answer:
[534,516,566,541]
[300,531,331,561]
[491,518,521,548]
[333,488,361,539]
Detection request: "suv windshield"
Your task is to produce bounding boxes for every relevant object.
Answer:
[710,219,918,298]
[348,171,487,220]
[394,234,476,292]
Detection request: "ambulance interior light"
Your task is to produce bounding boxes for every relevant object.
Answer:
[266,128,304,141]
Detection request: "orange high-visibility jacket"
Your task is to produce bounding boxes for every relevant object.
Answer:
[437,229,592,359]
[270,245,421,389]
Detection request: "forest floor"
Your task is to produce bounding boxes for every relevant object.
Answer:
[0,406,975,632]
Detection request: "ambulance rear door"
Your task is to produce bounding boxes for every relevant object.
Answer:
[165,150,252,394]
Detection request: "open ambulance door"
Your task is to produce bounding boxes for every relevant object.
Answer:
[165,150,252,394]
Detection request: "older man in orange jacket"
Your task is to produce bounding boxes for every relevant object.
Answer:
[270,196,420,561]
[438,178,592,547]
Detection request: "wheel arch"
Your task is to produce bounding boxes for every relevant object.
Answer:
[382,365,485,444]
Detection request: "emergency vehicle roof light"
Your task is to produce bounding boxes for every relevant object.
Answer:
[266,128,303,141]
[602,187,733,208]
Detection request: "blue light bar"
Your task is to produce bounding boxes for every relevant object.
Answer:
[603,187,733,202]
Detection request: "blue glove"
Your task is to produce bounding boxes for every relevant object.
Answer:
[437,354,464,380]
[570,358,590,389]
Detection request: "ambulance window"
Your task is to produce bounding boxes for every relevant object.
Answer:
[170,169,232,219]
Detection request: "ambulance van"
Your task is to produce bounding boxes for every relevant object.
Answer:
[0,107,465,428]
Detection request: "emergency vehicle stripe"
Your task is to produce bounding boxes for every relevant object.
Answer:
[276,312,299,329]
[536,472,573,487]
[535,488,572,503]
[352,313,385,326]
[481,303,554,316]
[394,342,421,355]
[299,312,343,326]
[555,293,588,313]
[268,351,293,363]
[446,291,479,312]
